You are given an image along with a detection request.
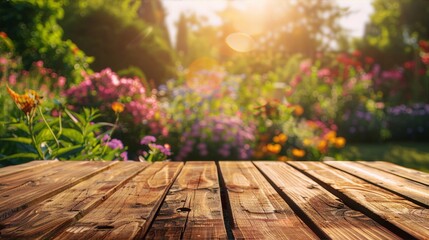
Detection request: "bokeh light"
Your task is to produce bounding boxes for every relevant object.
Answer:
[185,57,225,94]
[225,32,255,52]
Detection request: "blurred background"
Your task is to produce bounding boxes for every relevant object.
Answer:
[0,0,428,171]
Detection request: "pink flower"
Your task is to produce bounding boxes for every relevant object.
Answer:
[57,76,66,87]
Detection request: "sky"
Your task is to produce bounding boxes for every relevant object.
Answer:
[162,0,374,45]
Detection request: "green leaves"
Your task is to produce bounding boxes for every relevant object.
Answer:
[1,107,126,162]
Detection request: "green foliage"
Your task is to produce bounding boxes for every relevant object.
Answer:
[0,107,126,163]
[60,0,176,85]
[0,0,92,84]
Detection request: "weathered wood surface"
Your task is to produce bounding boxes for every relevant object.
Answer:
[359,161,429,186]
[0,160,428,240]
[290,161,429,240]
[0,160,58,178]
[54,162,183,240]
[219,161,318,239]
[147,161,227,239]
[325,161,429,207]
[255,161,399,240]
[0,161,149,239]
[0,161,116,221]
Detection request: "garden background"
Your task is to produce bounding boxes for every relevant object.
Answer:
[0,0,428,171]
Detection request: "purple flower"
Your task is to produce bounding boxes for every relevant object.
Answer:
[107,139,124,150]
[140,135,156,145]
[120,152,128,161]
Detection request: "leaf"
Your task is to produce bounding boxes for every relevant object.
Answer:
[0,137,32,145]
[54,145,85,159]
[60,128,84,143]
[6,122,29,133]
[0,153,39,161]
[36,129,54,143]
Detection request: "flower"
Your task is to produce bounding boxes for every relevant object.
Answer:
[140,135,156,145]
[317,140,328,153]
[266,143,281,154]
[323,131,337,141]
[0,32,7,38]
[292,148,305,158]
[6,85,42,115]
[293,105,304,117]
[111,102,124,113]
[273,133,288,144]
[333,137,346,148]
[107,139,124,150]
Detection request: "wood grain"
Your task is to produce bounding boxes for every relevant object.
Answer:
[0,160,66,192]
[54,161,183,240]
[0,161,116,221]
[219,161,318,240]
[0,161,149,239]
[325,161,429,207]
[255,161,399,240]
[289,161,429,240]
[0,160,58,178]
[359,161,429,186]
[146,161,227,239]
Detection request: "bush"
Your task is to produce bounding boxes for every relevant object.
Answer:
[0,0,92,84]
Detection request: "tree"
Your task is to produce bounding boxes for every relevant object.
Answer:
[176,13,188,58]
[138,0,171,47]
[61,0,176,85]
[358,0,429,68]
[0,0,91,83]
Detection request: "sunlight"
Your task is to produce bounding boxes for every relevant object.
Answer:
[185,57,225,94]
[225,32,255,53]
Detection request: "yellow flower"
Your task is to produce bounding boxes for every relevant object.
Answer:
[292,148,305,158]
[266,143,282,154]
[6,85,42,115]
[293,105,304,116]
[111,102,124,113]
[273,133,288,143]
[334,137,346,148]
[303,138,312,146]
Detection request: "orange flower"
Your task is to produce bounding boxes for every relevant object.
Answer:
[111,102,124,113]
[0,32,7,39]
[7,85,42,115]
[273,133,288,143]
[324,131,337,141]
[334,137,346,148]
[292,148,305,158]
[317,140,328,153]
[293,105,304,116]
[266,143,281,154]
[277,156,288,162]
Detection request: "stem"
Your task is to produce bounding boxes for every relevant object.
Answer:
[100,114,120,159]
[38,106,60,147]
[27,114,44,159]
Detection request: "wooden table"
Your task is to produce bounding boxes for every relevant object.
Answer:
[0,160,428,239]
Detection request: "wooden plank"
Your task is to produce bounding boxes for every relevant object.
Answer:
[359,161,429,186]
[289,161,429,240]
[255,161,400,240]
[325,161,429,207]
[0,160,58,178]
[146,161,227,239]
[54,161,183,240]
[0,161,149,240]
[219,161,318,239]
[0,160,66,192]
[0,161,116,221]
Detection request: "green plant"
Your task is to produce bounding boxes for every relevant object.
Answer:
[0,86,126,162]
